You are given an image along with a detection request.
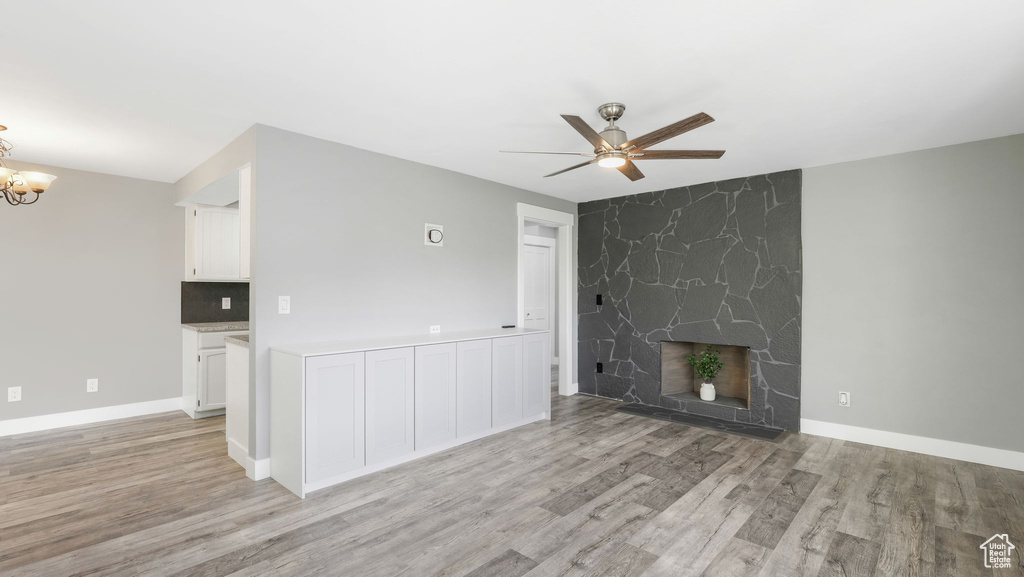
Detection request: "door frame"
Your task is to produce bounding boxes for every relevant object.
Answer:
[516,203,576,396]
[523,234,557,365]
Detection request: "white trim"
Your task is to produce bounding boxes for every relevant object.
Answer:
[251,457,271,480]
[801,418,1024,472]
[552,357,560,366]
[568,381,579,395]
[0,397,183,438]
[517,203,575,399]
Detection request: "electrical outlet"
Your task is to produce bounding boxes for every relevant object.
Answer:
[278,296,291,314]
[838,391,850,407]
[7,386,22,402]
[596,362,603,373]
[596,294,603,306]
[87,378,99,393]
[222,297,231,309]
[429,325,441,334]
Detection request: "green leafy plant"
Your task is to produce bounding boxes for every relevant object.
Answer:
[686,345,724,383]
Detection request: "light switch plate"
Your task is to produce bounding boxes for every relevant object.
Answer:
[429,325,441,334]
[839,391,850,407]
[278,296,291,314]
[222,297,231,309]
[7,386,22,402]
[87,378,99,393]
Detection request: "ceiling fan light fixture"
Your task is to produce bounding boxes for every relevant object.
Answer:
[597,154,626,168]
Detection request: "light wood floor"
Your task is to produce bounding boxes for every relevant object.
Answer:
[1,374,1022,577]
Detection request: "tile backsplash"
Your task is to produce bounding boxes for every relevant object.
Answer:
[181,281,249,324]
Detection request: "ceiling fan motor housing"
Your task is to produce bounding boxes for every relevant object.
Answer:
[597,103,627,150]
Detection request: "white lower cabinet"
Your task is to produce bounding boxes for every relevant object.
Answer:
[415,343,457,450]
[305,353,365,483]
[523,332,550,419]
[365,347,415,465]
[198,348,228,411]
[456,339,492,438]
[492,336,524,427]
[273,329,549,498]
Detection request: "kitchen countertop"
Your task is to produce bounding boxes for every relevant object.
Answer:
[181,321,250,333]
[272,327,547,358]
[225,334,250,347]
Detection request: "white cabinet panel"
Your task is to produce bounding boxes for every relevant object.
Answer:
[457,339,492,438]
[198,348,227,411]
[193,205,241,280]
[523,332,550,419]
[491,336,523,428]
[365,347,415,464]
[415,343,457,450]
[305,353,365,483]
[238,165,251,280]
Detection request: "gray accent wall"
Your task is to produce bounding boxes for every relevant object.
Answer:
[0,162,183,421]
[578,170,802,430]
[803,133,1024,452]
[247,125,578,460]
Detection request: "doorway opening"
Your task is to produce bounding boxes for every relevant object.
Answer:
[517,204,575,397]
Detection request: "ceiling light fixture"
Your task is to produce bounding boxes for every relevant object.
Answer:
[1,126,58,207]
[596,153,627,168]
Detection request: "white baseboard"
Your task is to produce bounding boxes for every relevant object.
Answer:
[800,418,1024,472]
[552,357,560,366]
[0,397,184,438]
[251,457,271,480]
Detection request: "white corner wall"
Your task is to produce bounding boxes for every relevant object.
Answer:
[802,133,1024,454]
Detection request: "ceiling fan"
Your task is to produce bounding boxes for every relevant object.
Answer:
[501,103,724,181]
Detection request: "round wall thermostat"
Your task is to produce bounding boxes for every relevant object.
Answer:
[424,223,444,246]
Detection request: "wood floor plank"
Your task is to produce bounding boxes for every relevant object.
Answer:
[1,368,1018,577]
[816,532,881,577]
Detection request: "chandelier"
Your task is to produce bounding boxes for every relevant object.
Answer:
[1,125,58,206]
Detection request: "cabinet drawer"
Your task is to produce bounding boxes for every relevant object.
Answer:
[199,331,247,349]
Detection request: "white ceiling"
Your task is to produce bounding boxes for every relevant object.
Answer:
[5,1,1024,203]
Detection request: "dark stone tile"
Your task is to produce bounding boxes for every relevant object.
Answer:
[626,281,677,334]
[618,203,672,240]
[181,281,249,324]
[679,283,728,322]
[627,235,660,284]
[680,238,731,285]
[765,203,802,271]
[617,404,783,441]
[674,193,728,244]
[578,212,605,267]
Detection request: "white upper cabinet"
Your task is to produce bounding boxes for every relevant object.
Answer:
[415,343,457,450]
[238,165,251,280]
[184,164,251,282]
[187,205,241,281]
[365,347,415,465]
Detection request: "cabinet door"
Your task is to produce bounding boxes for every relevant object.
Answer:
[238,165,252,280]
[523,332,550,419]
[365,347,415,464]
[457,339,492,438]
[491,336,523,428]
[198,348,227,411]
[305,353,365,483]
[195,206,241,280]
[415,343,457,450]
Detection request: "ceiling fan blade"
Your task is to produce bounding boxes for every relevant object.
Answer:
[620,112,715,151]
[631,150,725,160]
[544,159,596,178]
[499,150,594,157]
[617,160,645,181]
[560,115,613,151]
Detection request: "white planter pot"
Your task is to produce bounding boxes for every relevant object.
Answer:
[700,381,716,401]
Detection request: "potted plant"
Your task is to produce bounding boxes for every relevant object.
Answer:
[686,345,724,401]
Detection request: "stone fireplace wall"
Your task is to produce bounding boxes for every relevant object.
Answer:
[577,169,802,430]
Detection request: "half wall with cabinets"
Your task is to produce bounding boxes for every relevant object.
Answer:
[271,328,550,498]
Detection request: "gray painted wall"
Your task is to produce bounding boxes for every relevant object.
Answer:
[0,162,183,420]
[578,170,802,430]
[248,125,578,459]
[803,134,1024,452]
